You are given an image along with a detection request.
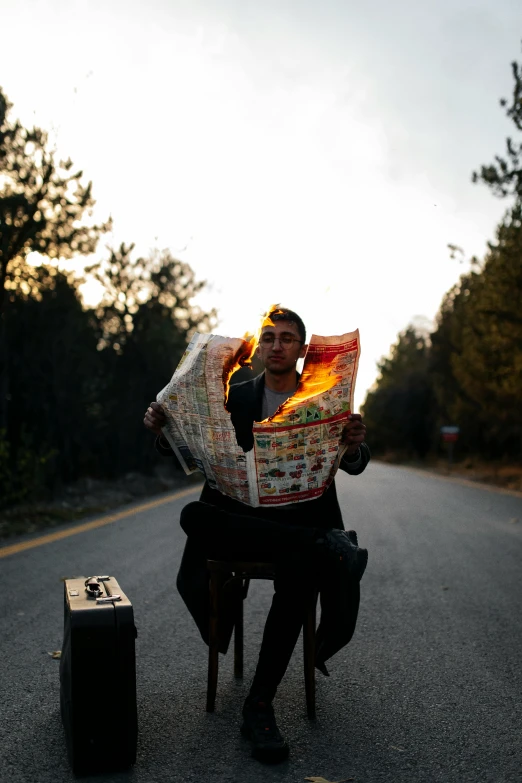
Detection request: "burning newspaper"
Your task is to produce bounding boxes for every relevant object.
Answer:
[157,330,360,507]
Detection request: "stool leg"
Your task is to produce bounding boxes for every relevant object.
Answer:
[233,584,244,679]
[303,590,318,719]
[207,571,220,712]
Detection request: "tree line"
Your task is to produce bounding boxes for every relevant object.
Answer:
[0,89,215,508]
[362,52,522,463]
[1,49,521,508]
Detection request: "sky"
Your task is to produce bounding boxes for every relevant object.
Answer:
[1,0,520,408]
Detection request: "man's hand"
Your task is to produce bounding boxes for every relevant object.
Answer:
[144,401,167,435]
[341,413,366,455]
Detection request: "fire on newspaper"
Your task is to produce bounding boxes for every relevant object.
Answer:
[156,324,360,508]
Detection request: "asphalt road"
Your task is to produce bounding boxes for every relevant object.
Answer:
[1,462,521,783]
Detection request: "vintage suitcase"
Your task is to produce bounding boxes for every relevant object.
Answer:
[60,575,138,775]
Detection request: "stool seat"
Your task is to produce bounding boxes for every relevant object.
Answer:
[206,558,318,719]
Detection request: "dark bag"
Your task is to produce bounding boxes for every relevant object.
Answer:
[60,575,138,775]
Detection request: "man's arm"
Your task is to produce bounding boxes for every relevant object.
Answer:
[144,401,183,467]
[339,441,371,475]
[338,414,370,475]
[155,433,176,457]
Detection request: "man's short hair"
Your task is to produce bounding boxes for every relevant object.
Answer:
[265,305,306,344]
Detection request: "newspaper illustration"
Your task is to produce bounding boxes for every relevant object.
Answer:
[157,329,360,507]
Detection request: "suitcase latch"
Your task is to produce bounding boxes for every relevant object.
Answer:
[96,595,122,603]
[85,577,103,598]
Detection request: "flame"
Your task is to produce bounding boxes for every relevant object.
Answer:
[221,304,280,404]
[264,304,346,422]
[223,304,317,407]
[270,352,342,423]
[271,330,356,423]
[221,338,255,405]
[260,303,284,330]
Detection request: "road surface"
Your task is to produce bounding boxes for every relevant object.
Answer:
[1,462,521,783]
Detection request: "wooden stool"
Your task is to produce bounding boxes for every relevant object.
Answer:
[206,559,318,718]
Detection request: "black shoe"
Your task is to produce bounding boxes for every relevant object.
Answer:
[241,696,289,763]
[316,529,368,581]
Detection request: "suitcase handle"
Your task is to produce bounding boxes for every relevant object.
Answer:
[85,577,103,598]
[84,576,121,603]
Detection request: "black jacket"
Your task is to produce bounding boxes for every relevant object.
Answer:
[164,372,371,668]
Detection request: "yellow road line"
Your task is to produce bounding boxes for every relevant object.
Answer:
[0,485,202,560]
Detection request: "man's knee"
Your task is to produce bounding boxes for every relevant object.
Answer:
[179,500,211,535]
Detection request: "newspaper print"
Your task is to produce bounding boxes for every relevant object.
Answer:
[157,333,257,504]
[157,330,360,507]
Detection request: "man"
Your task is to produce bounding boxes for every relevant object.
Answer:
[144,306,370,763]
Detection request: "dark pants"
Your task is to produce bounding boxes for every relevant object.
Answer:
[180,501,322,702]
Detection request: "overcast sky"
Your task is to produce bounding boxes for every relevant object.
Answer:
[1,0,520,406]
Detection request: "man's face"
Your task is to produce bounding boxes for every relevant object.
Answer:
[256,320,307,375]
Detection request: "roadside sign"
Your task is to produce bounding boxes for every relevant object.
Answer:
[441,425,459,443]
[440,426,459,465]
